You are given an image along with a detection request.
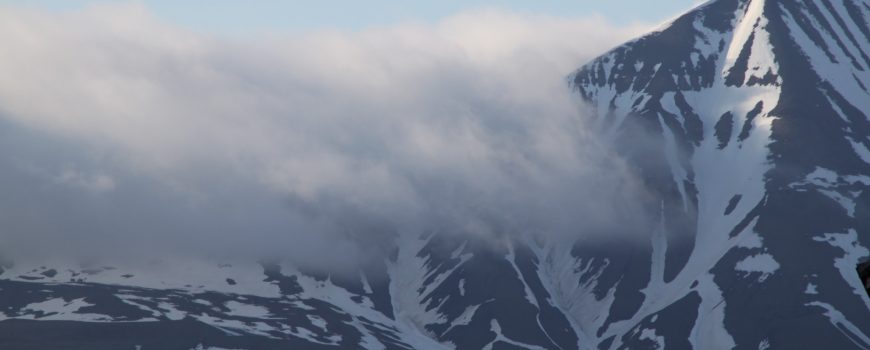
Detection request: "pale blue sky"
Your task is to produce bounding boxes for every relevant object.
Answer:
[9,0,700,33]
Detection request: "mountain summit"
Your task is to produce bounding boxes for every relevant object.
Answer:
[1,1,868,349]
[570,0,870,348]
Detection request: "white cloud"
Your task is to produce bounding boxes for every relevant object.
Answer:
[0,3,651,265]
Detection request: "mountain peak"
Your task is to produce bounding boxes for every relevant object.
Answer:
[722,0,778,86]
[569,0,870,348]
[573,0,870,94]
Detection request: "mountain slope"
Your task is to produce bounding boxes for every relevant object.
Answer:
[569,0,870,348]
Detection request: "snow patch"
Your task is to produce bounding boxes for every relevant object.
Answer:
[735,253,780,282]
[639,328,666,349]
[224,301,271,319]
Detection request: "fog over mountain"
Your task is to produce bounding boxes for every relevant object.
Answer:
[0,3,647,265]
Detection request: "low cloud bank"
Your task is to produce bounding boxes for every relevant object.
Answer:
[0,3,650,267]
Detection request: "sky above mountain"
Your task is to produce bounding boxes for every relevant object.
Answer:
[8,0,701,33]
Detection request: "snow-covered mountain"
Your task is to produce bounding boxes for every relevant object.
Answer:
[567,0,870,348]
[1,0,869,349]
